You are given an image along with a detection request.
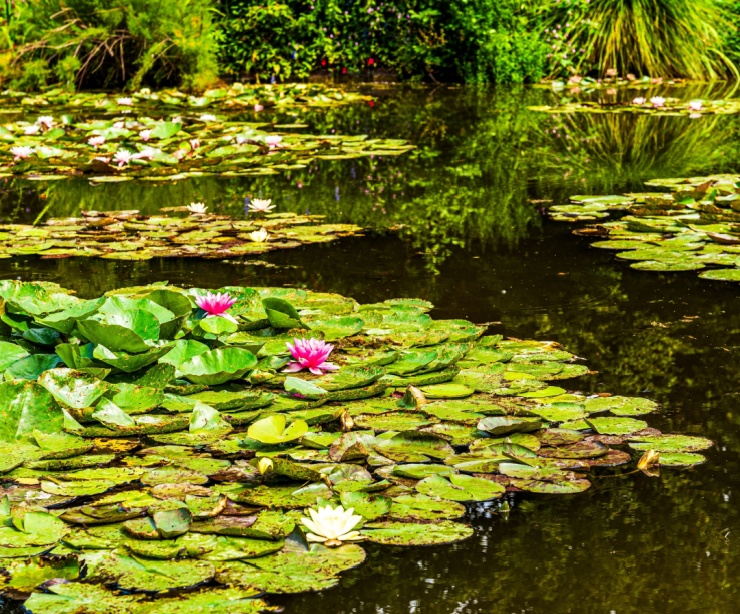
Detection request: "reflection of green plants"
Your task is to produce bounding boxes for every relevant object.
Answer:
[544,0,736,79]
[2,0,219,90]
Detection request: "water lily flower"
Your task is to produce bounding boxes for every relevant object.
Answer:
[88,136,106,149]
[199,113,218,122]
[133,147,157,161]
[236,135,248,145]
[195,291,236,317]
[36,116,54,130]
[301,504,363,547]
[94,156,111,164]
[113,150,133,167]
[117,97,133,106]
[113,121,125,129]
[189,138,200,150]
[187,202,208,215]
[284,338,339,375]
[632,97,646,105]
[248,198,275,213]
[689,100,703,112]
[139,129,152,141]
[254,103,264,112]
[248,229,270,243]
[265,135,283,149]
[24,124,40,135]
[650,96,666,107]
[10,146,34,161]
[605,68,617,78]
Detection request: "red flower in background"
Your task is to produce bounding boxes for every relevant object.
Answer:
[368,58,375,66]
[321,59,327,67]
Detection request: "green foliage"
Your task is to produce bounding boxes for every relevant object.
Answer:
[216,0,550,84]
[543,0,736,79]
[2,0,220,91]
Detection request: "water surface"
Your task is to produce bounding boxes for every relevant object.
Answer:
[3,84,740,613]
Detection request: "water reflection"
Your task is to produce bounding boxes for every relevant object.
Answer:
[1,86,740,613]
[7,85,740,273]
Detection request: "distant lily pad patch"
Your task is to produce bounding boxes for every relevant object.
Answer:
[0,281,711,612]
[0,85,412,181]
[550,174,740,285]
[0,210,363,261]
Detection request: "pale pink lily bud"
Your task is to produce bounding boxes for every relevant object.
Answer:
[265,135,283,149]
[10,146,33,161]
[139,129,152,141]
[88,136,106,149]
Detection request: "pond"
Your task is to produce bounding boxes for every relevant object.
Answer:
[2,83,740,613]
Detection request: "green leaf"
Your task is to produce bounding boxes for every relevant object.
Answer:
[262,297,305,329]
[247,414,309,444]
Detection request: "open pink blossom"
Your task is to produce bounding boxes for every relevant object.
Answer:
[689,100,703,112]
[265,135,283,149]
[283,338,339,375]
[195,291,236,317]
[140,129,152,141]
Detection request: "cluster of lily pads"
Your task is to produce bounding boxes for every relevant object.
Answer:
[0,208,362,261]
[528,97,740,117]
[2,83,373,112]
[549,174,740,280]
[0,92,412,181]
[0,280,711,612]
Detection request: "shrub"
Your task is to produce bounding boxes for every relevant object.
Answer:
[1,0,220,91]
[543,0,737,79]
[215,0,550,84]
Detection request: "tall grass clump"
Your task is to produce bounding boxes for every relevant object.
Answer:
[0,0,220,91]
[545,0,737,79]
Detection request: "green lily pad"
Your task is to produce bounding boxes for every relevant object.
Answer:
[415,474,505,502]
[363,520,473,545]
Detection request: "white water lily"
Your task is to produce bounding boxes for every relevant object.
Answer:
[10,146,34,161]
[199,113,218,122]
[117,97,133,106]
[650,96,666,108]
[24,124,40,135]
[139,129,152,141]
[36,116,54,130]
[187,202,208,215]
[133,147,157,161]
[301,504,363,547]
[248,229,270,243]
[113,150,133,167]
[689,100,703,111]
[632,97,646,105]
[248,198,275,213]
[265,135,283,149]
[88,136,106,148]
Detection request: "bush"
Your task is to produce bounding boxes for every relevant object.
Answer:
[1,0,220,91]
[216,0,550,84]
[543,0,736,79]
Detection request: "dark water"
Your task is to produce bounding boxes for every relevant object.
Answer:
[3,84,740,613]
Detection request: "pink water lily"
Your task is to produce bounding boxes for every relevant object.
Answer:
[284,338,339,375]
[195,291,236,317]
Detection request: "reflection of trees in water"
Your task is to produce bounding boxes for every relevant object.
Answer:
[4,86,740,270]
